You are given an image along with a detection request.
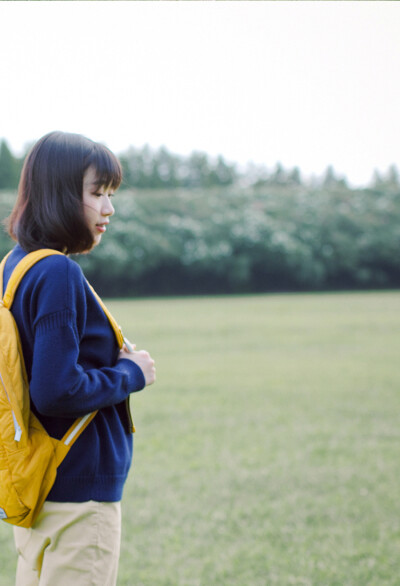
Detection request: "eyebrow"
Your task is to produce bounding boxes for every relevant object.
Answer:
[83,177,97,186]
[86,183,114,193]
[84,179,101,189]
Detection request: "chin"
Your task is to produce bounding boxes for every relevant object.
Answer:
[82,236,101,254]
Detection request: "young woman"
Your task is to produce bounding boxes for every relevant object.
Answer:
[3,131,156,585]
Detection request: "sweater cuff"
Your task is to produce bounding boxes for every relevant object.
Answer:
[116,359,146,392]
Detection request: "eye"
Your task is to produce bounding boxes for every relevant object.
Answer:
[92,189,114,198]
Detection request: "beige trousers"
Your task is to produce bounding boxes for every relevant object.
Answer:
[14,501,121,586]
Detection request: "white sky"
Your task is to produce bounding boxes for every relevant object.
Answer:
[0,1,399,186]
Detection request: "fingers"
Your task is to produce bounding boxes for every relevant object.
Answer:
[118,348,156,386]
[123,343,136,353]
[147,357,156,386]
[141,351,156,386]
[123,338,136,353]
[138,350,156,385]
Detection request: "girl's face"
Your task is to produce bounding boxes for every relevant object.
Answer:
[82,166,115,248]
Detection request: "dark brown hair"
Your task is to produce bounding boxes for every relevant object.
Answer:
[6,131,122,253]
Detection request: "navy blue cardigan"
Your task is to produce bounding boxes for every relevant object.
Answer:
[3,245,145,503]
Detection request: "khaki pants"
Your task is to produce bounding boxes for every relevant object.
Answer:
[14,501,121,586]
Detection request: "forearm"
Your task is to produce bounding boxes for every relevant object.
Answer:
[30,325,145,418]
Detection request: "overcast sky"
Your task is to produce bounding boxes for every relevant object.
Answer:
[1,1,399,186]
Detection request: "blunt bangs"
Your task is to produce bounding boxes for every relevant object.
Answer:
[85,143,122,191]
[6,131,122,254]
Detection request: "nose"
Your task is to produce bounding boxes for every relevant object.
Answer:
[102,196,115,217]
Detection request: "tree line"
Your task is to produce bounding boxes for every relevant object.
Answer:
[0,138,398,297]
[0,179,398,297]
[1,138,399,191]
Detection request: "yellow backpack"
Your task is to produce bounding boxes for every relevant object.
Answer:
[0,249,126,528]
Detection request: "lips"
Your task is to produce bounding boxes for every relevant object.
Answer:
[95,222,109,233]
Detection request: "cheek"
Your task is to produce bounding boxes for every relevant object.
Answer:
[82,198,100,223]
[83,206,92,226]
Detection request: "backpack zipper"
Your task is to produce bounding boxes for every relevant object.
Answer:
[0,371,22,442]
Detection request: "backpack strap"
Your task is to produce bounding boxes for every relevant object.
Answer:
[0,249,124,348]
[87,284,124,349]
[0,250,12,299]
[0,249,64,309]
[0,248,128,456]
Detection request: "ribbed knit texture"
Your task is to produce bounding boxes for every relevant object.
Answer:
[3,245,146,503]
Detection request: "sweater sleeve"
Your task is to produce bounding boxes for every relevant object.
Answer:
[28,256,145,418]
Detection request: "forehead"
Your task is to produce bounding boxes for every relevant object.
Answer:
[83,166,99,188]
[83,166,112,191]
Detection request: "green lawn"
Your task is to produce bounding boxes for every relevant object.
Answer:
[1,292,399,585]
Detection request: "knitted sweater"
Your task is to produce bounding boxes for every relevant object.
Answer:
[3,244,146,502]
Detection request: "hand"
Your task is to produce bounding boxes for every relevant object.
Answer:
[118,348,156,386]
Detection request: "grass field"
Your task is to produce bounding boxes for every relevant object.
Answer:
[1,291,399,585]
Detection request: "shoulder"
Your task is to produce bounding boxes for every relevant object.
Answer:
[21,253,88,318]
[26,253,84,297]
[5,247,84,286]
[33,252,84,283]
